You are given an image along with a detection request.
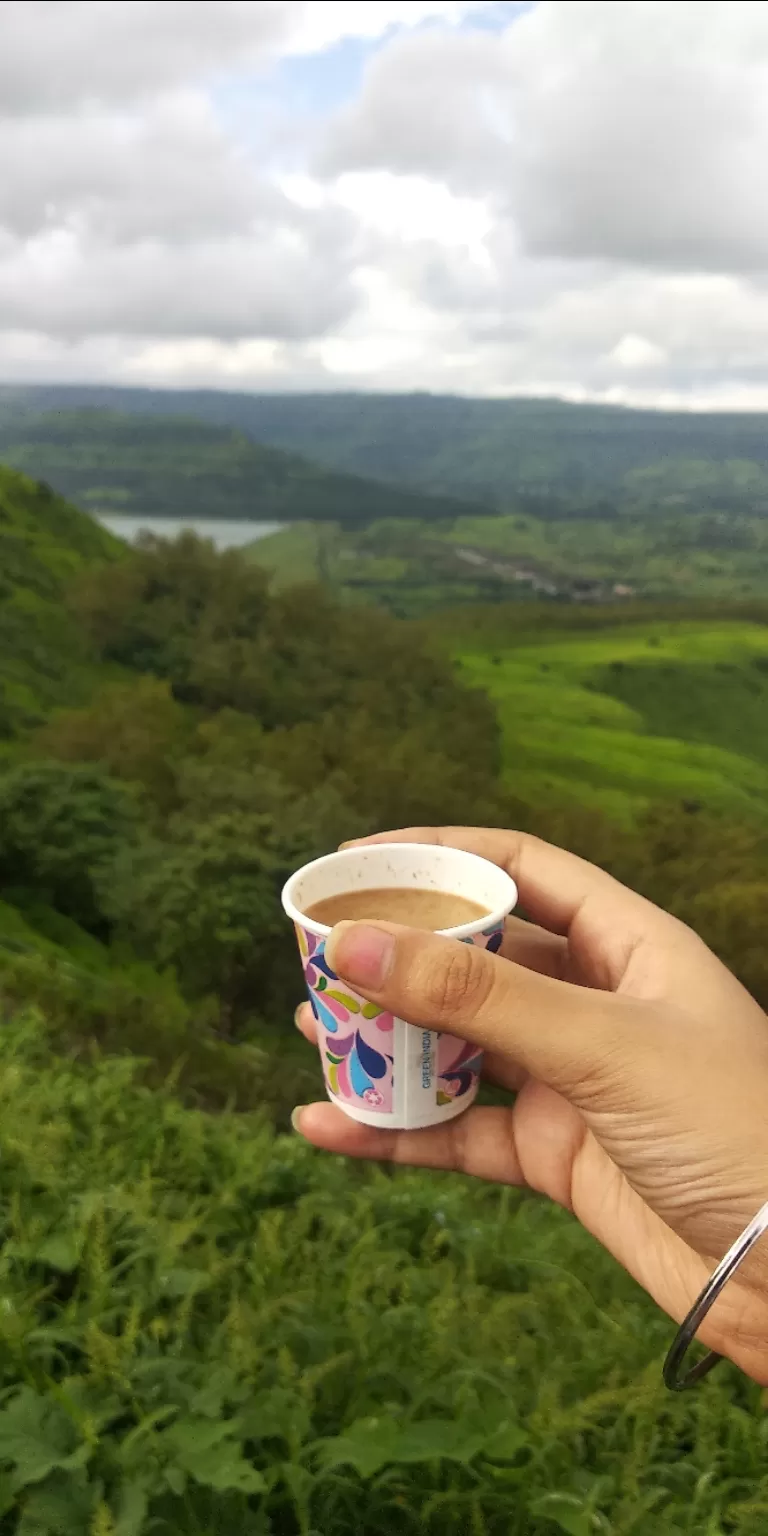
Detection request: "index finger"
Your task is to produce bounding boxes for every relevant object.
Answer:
[343,826,661,939]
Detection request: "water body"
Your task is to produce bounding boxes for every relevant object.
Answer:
[96,514,284,550]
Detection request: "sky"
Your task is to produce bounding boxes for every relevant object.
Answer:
[3,0,768,407]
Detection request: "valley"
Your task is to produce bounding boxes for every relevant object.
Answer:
[2,425,768,1534]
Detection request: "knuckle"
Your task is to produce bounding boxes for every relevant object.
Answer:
[421,941,494,1024]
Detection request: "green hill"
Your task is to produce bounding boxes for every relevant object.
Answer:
[7,386,768,599]
[5,383,768,510]
[3,463,768,1532]
[0,463,121,736]
[446,617,768,823]
[0,406,493,527]
[0,460,509,1106]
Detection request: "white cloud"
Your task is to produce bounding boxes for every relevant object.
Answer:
[0,2,493,113]
[318,1,768,273]
[284,1,496,54]
[0,2,288,113]
[317,29,512,186]
[504,1,768,272]
[0,92,268,242]
[4,0,768,405]
[0,220,357,341]
[602,335,667,372]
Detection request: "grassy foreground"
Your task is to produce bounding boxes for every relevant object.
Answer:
[0,1007,766,1536]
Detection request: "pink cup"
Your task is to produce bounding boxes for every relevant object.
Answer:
[282,842,517,1130]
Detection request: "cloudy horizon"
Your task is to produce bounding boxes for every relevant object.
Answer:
[3,0,768,410]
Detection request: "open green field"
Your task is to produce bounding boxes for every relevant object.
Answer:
[250,516,768,609]
[250,522,409,593]
[250,519,768,822]
[249,520,768,821]
[439,512,768,599]
[449,621,768,823]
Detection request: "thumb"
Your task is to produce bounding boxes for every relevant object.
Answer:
[325,920,641,1103]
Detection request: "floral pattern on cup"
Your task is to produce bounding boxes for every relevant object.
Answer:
[296,919,504,1116]
[297,926,395,1114]
[435,923,502,1103]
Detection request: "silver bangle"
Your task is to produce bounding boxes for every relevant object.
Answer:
[663,1198,768,1391]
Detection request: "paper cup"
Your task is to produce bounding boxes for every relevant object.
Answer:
[282,842,517,1130]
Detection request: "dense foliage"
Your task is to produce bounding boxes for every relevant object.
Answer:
[0,488,510,1113]
[2,465,768,1533]
[0,464,119,737]
[2,1007,767,1536]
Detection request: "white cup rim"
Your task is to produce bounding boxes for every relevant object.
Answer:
[281,841,518,940]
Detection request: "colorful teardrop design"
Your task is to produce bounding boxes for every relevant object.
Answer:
[441,1040,481,1075]
[326,990,361,1012]
[354,1031,388,1080]
[349,1047,374,1097]
[312,951,337,981]
[328,1032,354,1057]
[313,994,341,1035]
[319,992,352,1026]
[442,1068,475,1098]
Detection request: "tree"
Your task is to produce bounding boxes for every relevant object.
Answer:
[103,767,357,1031]
[37,677,190,812]
[0,761,140,933]
[73,530,272,683]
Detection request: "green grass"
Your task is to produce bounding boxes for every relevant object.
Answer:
[452,622,768,823]
[1,1005,767,1536]
[251,522,409,595]
[249,522,768,820]
[249,523,330,587]
[439,514,768,598]
[591,654,768,762]
[0,465,123,736]
[251,514,768,611]
[0,897,109,971]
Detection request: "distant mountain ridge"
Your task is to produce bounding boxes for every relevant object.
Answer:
[0,400,496,526]
[3,384,768,513]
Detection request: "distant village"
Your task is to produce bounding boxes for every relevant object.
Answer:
[454,546,635,603]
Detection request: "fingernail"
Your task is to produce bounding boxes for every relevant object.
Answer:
[294,1004,304,1029]
[326,921,395,990]
[290,1106,306,1134]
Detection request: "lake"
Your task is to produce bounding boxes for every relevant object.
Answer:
[96,514,284,550]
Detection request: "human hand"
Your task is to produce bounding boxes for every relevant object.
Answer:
[292,827,768,1383]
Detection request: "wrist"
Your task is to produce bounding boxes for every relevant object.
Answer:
[678,1275,768,1389]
